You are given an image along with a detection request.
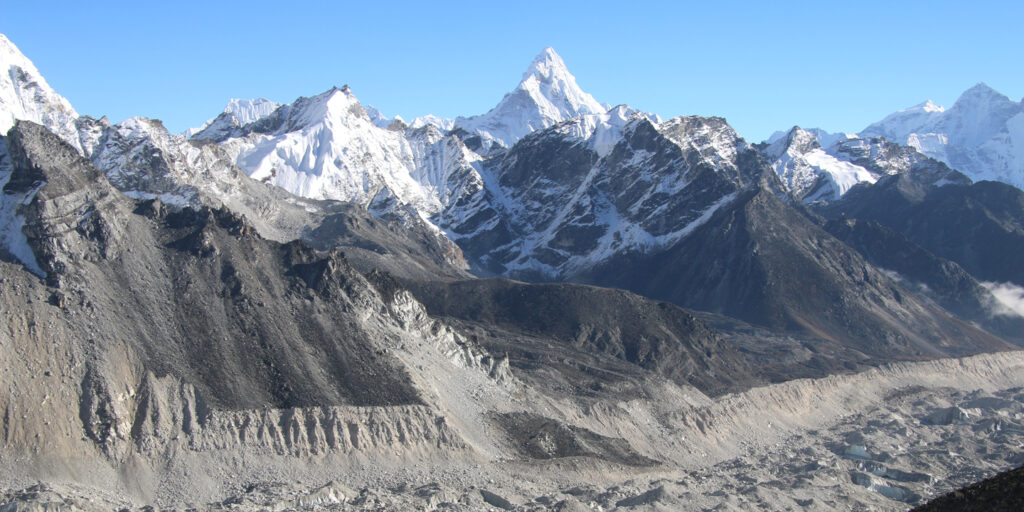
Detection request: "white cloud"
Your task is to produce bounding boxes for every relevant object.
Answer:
[982,281,1024,318]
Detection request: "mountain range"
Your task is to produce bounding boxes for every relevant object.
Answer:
[766,83,1024,200]
[2,31,1024,510]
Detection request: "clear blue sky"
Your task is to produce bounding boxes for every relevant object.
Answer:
[3,1,1022,142]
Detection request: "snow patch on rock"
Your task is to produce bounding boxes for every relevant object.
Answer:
[0,138,45,276]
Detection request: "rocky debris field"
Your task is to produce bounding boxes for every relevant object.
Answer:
[2,362,1022,511]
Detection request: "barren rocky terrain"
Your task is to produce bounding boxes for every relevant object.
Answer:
[1,351,1022,511]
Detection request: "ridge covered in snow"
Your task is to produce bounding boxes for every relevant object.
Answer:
[187,97,283,140]
[438,111,760,277]
[759,124,971,204]
[186,98,282,135]
[766,127,855,150]
[363,106,455,132]
[207,85,484,221]
[183,47,633,243]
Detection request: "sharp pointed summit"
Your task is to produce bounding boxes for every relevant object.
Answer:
[521,47,570,81]
[454,47,607,152]
[517,47,605,120]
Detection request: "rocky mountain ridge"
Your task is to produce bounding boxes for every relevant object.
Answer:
[4,32,1023,346]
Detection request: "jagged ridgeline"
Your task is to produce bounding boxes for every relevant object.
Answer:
[2,30,1024,510]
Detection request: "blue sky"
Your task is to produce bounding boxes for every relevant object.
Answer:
[3,1,1021,142]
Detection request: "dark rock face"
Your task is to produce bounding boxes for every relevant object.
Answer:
[428,115,1014,362]
[301,202,469,281]
[4,121,122,286]
[3,121,422,410]
[404,277,755,396]
[755,132,1024,345]
[832,137,970,187]
[4,122,104,197]
[575,187,1010,359]
[438,116,766,278]
[910,464,1024,512]
[824,217,1024,344]
[819,166,1024,287]
[600,117,760,237]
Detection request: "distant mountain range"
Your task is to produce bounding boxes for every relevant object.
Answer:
[3,32,1023,349]
[766,83,1024,198]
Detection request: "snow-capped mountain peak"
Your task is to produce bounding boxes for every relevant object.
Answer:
[861,101,945,143]
[762,126,877,202]
[764,126,821,159]
[765,127,855,150]
[944,82,1020,147]
[280,85,367,130]
[953,82,1010,108]
[860,82,1024,190]
[203,84,485,223]
[517,47,605,121]
[194,85,369,141]
[918,99,946,113]
[454,47,607,152]
[0,33,81,152]
[408,114,454,131]
[521,47,571,83]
